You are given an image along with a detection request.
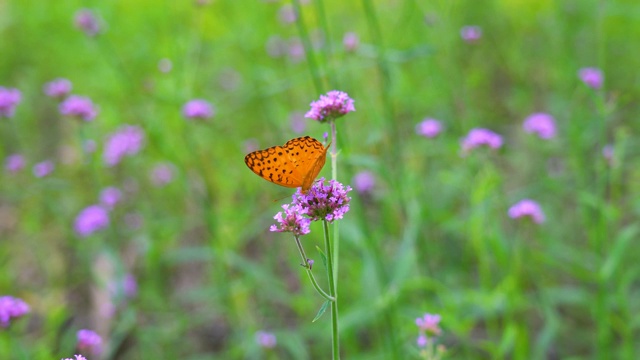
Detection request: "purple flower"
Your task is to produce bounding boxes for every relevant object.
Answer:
[579,67,603,89]
[59,95,98,121]
[305,90,355,123]
[74,9,101,36]
[103,125,145,166]
[292,178,352,223]
[343,32,359,52]
[266,36,287,58]
[0,87,21,118]
[416,313,442,336]
[602,144,614,165]
[150,163,174,186]
[0,296,30,327]
[33,161,55,178]
[255,331,277,349]
[416,118,443,138]
[182,99,214,120]
[123,274,138,298]
[508,199,545,224]
[352,171,376,195]
[74,205,109,237]
[460,25,482,42]
[62,355,87,360]
[270,204,311,236]
[99,187,122,209]
[76,329,102,355]
[44,78,72,98]
[417,334,428,348]
[288,39,305,63]
[289,112,307,134]
[278,4,296,24]
[124,212,143,230]
[523,112,556,139]
[461,128,503,153]
[5,154,25,173]
[158,58,172,73]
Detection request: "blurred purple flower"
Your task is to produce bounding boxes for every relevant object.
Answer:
[305,90,355,123]
[5,154,25,173]
[33,161,54,178]
[523,112,556,139]
[460,25,482,42]
[416,313,442,336]
[150,163,174,186]
[182,99,214,120]
[62,355,87,360]
[508,199,545,224]
[416,118,443,138]
[288,39,305,63]
[59,95,98,121]
[278,4,296,24]
[84,140,97,153]
[74,205,109,237]
[0,296,30,327]
[352,171,376,195]
[579,67,603,89]
[124,212,143,230]
[103,125,145,166]
[292,178,352,223]
[461,128,503,153]
[158,58,172,73]
[123,273,138,298]
[602,144,614,165]
[255,331,277,349]
[417,334,428,348]
[99,187,122,209]
[76,329,102,355]
[266,36,287,58]
[343,32,359,52]
[0,87,21,118]
[44,78,72,98]
[270,204,310,236]
[74,9,101,36]
[290,112,307,134]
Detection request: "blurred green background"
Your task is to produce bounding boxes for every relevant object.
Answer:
[1,0,640,359]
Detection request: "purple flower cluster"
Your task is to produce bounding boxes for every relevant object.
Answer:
[182,99,214,120]
[0,87,21,118]
[74,205,109,237]
[59,95,98,121]
[33,160,55,178]
[0,296,30,327]
[343,32,359,52]
[103,125,145,166]
[352,171,376,195]
[523,112,556,139]
[305,90,355,122]
[150,163,174,186]
[508,199,545,224]
[62,355,87,360]
[76,329,102,355]
[460,25,482,43]
[5,154,25,174]
[74,9,101,36]
[255,330,277,349]
[416,118,443,138]
[292,178,352,223]
[579,67,603,89]
[100,187,122,209]
[415,313,442,348]
[461,128,503,153]
[44,78,72,98]
[270,204,311,236]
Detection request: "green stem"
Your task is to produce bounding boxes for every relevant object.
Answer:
[329,120,339,284]
[323,220,340,359]
[293,235,334,301]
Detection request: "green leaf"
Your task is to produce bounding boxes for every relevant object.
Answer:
[312,300,331,322]
[316,245,328,270]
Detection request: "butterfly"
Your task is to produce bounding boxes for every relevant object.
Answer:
[244,136,330,194]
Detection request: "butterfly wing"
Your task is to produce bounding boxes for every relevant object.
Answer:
[282,136,329,193]
[244,144,304,189]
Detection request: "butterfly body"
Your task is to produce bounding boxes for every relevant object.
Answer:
[245,136,329,193]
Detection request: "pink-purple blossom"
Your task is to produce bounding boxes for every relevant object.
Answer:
[461,128,503,153]
[270,204,311,236]
[0,296,30,327]
[150,163,174,186]
[62,355,87,360]
[578,67,603,89]
[5,154,25,173]
[103,125,145,166]
[59,95,98,121]
[602,145,614,165]
[352,171,376,195]
[255,331,277,349]
[44,78,72,98]
[99,187,122,209]
[305,90,355,123]
[290,112,307,134]
[278,4,296,24]
[292,178,352,223]
[460,26,482,42]
[523,112,557,139]
[33,161,55,178]
[76,329,102,355]
[0,87,21,118]
[182,99,214,120]
[343,32,359,52]
[416,118,443,138]
[74,205,109,237]
[74,9,101,36]
[508,199,545,224]
[416,313,442,336]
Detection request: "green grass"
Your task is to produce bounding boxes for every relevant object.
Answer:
[1,0,640,359]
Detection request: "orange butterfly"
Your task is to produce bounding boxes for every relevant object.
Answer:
[244,136,330,194]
